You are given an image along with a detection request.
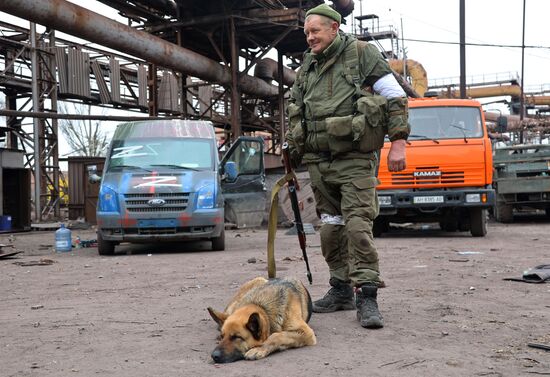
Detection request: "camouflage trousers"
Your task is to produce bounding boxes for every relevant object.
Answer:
[307,156,381,287]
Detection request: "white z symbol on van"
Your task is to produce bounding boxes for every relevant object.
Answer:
[134,176,182,188]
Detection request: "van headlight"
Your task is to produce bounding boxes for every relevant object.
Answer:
[197,183,215,209]
[98,185,120,213]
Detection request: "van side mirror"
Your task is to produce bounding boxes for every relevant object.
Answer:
[87,165,102,184]
[223,161,238,182]
[496,116,508,133]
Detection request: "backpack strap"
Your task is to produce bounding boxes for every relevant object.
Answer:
[342,39,369,102]
[292,54,314,108]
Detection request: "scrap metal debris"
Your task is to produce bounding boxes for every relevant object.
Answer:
[528,343,550,352]
[13,258,56,266]
[0,251,21,259]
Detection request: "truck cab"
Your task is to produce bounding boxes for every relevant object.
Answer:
[376,98,495,236]
[93,119,265,255]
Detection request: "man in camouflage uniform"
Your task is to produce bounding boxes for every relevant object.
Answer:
[285,4,409,328]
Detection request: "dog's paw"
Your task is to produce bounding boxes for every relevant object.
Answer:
[244,347,269,360]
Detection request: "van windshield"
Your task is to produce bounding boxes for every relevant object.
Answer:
[408,106,483,140]
[107,138,214,171]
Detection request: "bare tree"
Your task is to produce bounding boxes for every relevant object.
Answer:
[58,102,109,156]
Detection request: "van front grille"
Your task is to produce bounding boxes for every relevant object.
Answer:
[123,193,190,213]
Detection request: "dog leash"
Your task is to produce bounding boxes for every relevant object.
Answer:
[266,171,297,279]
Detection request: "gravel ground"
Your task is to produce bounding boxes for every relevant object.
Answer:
[1,216,549,377]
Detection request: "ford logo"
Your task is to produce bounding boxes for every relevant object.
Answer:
[147,198,166,207]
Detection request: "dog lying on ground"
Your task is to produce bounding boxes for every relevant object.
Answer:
[207,276,316,363]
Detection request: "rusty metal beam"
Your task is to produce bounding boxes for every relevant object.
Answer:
[229,17,241,139]
[0,109,183,121]
[0,0,279,98]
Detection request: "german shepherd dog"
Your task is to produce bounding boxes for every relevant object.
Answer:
[207,277,316,363]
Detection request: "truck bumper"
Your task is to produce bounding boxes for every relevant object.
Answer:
[97,208,224,243]
[378,188,495,216]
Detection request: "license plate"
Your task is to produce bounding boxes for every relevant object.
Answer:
[413,195,444,204]
[138,219,177,228]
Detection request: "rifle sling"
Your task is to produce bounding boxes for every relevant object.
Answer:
[266,172,297,279]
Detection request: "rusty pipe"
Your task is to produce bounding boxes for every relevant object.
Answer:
[389,59,428,97]
[0,0,279,98]
[437,84,522,99]
[135,0,177,16]
[254,58,296,87]
[331,0,355,18]
[525,95,550,106]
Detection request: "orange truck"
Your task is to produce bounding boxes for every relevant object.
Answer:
[375,97,495,237]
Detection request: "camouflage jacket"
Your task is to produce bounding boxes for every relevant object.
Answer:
[286,32,409,164]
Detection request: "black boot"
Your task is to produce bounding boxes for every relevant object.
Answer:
[355,284,384,328]
[312,278,355,313]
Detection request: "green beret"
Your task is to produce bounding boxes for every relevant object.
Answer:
[305,4,341,24]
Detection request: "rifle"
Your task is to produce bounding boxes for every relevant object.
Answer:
[281,142,312,284]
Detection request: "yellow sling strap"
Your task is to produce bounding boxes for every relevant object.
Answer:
[266,171,297,279]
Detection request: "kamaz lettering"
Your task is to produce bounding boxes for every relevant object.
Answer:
[413,171,441,177]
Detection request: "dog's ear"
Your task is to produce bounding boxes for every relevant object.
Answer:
[246,312,262,341]
[207,307,228,327]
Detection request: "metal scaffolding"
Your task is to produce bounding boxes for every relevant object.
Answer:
[0,0,358,221]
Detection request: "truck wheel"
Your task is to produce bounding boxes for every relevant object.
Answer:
[97,232,115,256]
[545,207,550,218]
[494,200,513,223]
[439,218,458,232]
[470,208,487,237]
[373,218,389,237]
[211,228,225,251]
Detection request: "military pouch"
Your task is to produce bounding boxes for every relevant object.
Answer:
[354,94,388,153]
[288,103,306,157]
[325,115,355,155]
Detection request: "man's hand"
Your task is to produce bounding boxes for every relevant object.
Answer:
[387,139,407,172]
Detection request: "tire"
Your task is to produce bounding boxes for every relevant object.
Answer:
[494,200,513,223]
[545,207,550,218]
[211,228,225,251]
[470,208,487,237]
[97,232,116,256]
[439,219,458,232]
[373,218,389,237]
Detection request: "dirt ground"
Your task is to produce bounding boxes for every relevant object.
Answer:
[1,216,549,377]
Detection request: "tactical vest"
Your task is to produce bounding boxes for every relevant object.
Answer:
[288,35,388,160]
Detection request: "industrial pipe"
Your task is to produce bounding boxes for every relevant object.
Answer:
[254,58,296,87]
[526,95,550,106]
[331,0,355,18]
[389,59,428,97]
[0,0,279,98]
[484,111,550,132]
[437,84,522,100]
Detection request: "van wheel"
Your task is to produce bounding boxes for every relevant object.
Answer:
[211,229,225,251]
[470,208,487,237]
[98,232,116,255]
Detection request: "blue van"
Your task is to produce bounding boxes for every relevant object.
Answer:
[91,119,265,255]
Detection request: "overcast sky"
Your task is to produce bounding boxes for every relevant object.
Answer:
[348,0,550,92]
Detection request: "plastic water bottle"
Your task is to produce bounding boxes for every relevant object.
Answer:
[55,223,72,252]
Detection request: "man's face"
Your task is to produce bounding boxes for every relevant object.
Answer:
[304,15,339,55]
